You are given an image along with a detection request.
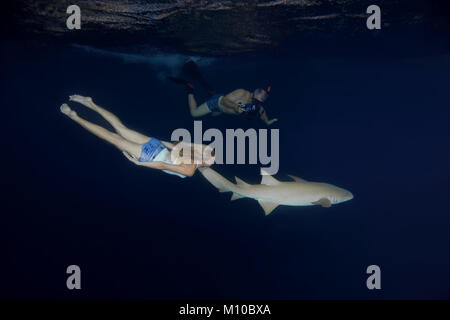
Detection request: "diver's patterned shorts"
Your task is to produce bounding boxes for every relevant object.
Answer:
[206,94,223,112]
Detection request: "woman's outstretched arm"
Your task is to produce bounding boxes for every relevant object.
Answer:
[161,141,176,149]
[123,152,195,177]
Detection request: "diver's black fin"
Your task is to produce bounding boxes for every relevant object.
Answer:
[168,76,195,94]
[182,60,215,96]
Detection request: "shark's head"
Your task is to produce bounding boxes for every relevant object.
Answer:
[327,186,354,204]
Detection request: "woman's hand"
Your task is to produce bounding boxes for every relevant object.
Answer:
[123,151,141,165]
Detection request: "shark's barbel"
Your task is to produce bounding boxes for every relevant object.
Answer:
[198,167,353,215]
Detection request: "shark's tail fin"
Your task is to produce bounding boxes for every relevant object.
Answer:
[198,167,234,193]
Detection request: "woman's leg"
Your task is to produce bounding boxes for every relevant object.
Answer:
[69,95,150,144]
[60,104,142,159]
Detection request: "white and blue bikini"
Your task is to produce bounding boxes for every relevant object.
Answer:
[139,138,186,178]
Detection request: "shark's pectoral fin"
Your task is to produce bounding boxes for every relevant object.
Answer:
[257,200,279,215]
[231,193,243,201]
[313,198,332,208]
[218,187,228,193]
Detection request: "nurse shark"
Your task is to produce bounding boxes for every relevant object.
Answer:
[198,167,353,215]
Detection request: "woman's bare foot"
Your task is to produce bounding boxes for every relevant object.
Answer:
[69,95,94,108]
[60,103,77,118]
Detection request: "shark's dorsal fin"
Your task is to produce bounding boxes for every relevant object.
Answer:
[257,200,279,215]
[288,175,308,183]
[260,174,280,186]
[313,198,332,208]
[235,176,250,187]
[260,169,280,186]
[231,193,243,201]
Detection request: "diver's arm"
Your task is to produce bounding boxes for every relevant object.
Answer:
[222,89,248,114]
[221,96,242,114]
[260,110,278,126]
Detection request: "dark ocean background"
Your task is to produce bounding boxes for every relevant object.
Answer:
[2,22,450,299]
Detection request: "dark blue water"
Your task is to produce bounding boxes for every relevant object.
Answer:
[2,38,450,299]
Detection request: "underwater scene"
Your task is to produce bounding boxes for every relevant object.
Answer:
[2,0,450,300]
